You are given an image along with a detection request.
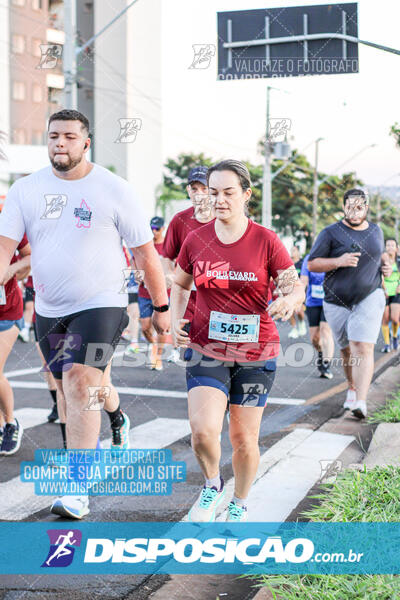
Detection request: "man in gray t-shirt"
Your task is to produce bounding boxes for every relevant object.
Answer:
[308,189,390,420]
[0,110,170,519]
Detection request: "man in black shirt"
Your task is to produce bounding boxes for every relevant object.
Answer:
[308,189,391,419]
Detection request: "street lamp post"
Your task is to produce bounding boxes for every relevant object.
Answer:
[63,0,140,109]
[312,137,324,241]
[262,87,272,228]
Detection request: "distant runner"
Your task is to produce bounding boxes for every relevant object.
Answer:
[381,238,400,352]
[288,246,306,338]
[300,254,334,379]
[163,166,214,363]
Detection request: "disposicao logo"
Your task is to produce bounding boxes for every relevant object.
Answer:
[41,529,82,568]
[83,536,314,564]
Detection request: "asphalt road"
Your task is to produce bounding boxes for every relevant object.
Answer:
[0,321,385,599]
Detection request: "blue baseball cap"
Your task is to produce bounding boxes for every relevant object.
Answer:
[188,166,208,186]
[150,216,164,229]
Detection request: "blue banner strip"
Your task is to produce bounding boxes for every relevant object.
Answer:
[0,522,399,574]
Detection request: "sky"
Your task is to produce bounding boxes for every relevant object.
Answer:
[161,0,400,187]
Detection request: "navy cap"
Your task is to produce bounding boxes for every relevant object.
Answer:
[188,166,208,186]
[150,216,164,229]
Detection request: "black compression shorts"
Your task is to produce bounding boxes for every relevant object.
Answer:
[35,307,129,379]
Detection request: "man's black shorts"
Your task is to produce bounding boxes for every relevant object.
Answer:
[386,294,400,306]
[305,305,326,328]
[35,307,129,379]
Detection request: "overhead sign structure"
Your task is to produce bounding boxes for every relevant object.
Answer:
[217,3,359,79]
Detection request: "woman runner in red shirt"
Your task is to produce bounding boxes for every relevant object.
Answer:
[171,160,305,522]
[0,235,31,455]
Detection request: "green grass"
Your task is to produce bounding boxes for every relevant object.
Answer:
[250,574,400,600]
[303,465,400,522]
[249,466,400,598]
[368,387,400,424]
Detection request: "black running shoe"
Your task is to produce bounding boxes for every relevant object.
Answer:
[320,368,333,380]
[1,419,23,455]
[47,403,59,423]
[319,359,333,379]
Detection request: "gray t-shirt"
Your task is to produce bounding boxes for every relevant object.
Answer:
[308,220,384,307]
[0,164,153,317]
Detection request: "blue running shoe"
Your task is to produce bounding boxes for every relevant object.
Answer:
[188,478,225,522]
[226,501,248,522]
[393,337,398,351]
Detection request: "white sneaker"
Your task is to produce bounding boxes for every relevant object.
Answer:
[50,495,90,519]
[188,480,225,522]
[288,327,299,339]
[167,348,180,363]
[343,389,357,410]
[352,400,367,420]
[297,320,307,336]
[18,327,30,343]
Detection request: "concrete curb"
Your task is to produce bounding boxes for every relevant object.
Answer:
[364,422,400,468]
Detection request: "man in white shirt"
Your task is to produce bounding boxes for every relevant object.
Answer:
[0,110,170,519]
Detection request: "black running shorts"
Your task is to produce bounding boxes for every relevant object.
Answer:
[305,305,326,328]
[35,307,129,379]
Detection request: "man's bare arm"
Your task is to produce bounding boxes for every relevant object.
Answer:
[131,241,169,307]
[308,253,361,273]
[0,236,20,283]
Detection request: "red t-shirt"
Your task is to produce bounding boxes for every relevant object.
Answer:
[25,275,33,288]
[177,220,293,362]
[0,234,29,321]
[164,206,215,320]
[138,241,167,300]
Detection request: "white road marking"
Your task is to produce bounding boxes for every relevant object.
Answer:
[13,408,52,429]
[4,367,42,377]
[8,380,187,398]
[268,397,304,405]
[8,380,303,405]
[0,417,191,521]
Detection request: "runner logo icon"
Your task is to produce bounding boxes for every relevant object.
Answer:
[41,529,82,568]
[41,194,67,219]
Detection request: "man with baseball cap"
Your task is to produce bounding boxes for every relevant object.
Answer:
[163,166,215,362]
[308,189,391,419]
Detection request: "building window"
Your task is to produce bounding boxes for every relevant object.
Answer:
[12,129,26,144]
[32,130,44,145]
[12,0,25,6]
[32,38,42,58]
[12,81,26,101]
[11,34,25,54]
[32,0,42,9]
[32,84,43,102]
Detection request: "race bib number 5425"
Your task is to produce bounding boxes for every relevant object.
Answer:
[208,311,260,343]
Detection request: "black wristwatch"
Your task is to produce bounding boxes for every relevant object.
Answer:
[153,304,169,313]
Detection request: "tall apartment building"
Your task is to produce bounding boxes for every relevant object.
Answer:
[0,0,162,217]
